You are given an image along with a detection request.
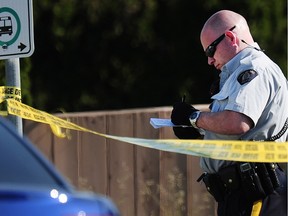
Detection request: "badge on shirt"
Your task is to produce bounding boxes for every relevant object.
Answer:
[237,69,258,85]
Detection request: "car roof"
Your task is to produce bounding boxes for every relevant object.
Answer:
[0,117,74,192]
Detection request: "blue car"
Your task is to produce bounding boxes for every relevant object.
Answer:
[0,117,120,216]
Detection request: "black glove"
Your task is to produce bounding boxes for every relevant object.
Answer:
[171,101,201,139]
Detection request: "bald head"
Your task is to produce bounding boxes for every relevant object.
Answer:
[201,10,254,45]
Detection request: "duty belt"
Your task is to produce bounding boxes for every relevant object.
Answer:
[197,163,281,203]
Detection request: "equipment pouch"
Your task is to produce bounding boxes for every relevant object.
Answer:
[238,163,266,203]
[255,163,274,195]
[218,165,240,190]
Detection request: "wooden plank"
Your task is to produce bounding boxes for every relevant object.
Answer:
[133,111,160,216]
[77,115,109,195]
[158,110,188,216]
[187,156,216,216]
[52,116,80,187]
[23,120,54,162]
[159,151,187,216]
[107,113,135,216]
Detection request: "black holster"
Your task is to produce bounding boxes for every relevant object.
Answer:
[200,165,241,202]
[202,173,226,202]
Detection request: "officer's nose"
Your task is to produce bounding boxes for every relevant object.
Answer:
[208,57,215,66]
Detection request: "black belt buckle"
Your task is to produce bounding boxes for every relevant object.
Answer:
[239,162,252,173]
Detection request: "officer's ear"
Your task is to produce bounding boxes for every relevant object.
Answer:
[225,30,237,45]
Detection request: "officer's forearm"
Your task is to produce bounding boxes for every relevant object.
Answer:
[196,110,253,135]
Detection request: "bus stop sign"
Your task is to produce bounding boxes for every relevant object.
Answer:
[0,0,34,59]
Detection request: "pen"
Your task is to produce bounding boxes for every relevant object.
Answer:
[182,95,186,103]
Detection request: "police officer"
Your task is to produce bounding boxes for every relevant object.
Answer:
[171,10,288,216]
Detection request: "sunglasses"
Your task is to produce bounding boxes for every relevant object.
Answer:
[205,26,236,57]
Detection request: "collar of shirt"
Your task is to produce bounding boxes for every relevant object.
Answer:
[219,42,261,89]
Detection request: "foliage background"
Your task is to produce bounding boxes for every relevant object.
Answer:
[1,0,287,112]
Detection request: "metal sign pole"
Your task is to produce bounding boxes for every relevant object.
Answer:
[5,58,23,136]
[0,0,34,136]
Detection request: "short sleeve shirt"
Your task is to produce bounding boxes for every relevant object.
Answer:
[200,43,288,173]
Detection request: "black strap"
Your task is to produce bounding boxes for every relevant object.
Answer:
[266,118,288,141]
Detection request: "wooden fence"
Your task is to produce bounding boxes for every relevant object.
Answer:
[23,105,217,216]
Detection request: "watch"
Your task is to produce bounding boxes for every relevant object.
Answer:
[189,111,201,129]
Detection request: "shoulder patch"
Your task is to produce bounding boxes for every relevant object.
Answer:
[237,69,258,85]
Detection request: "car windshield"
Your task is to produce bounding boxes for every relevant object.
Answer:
[0,122,68,190]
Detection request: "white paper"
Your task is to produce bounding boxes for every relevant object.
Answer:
[150,118,175,129]
[150,118,194,129]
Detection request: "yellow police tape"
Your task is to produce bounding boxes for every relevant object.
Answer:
[1,86,288,163]
[0,86,22,102]
[0,86,21,116]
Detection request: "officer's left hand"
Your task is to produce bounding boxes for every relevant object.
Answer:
[171,101,201,139]
[171,101,198,126]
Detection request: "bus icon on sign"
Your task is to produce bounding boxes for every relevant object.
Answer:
[0,16,13,36]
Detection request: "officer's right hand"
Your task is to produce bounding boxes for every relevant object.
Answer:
[171,101,201,139]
